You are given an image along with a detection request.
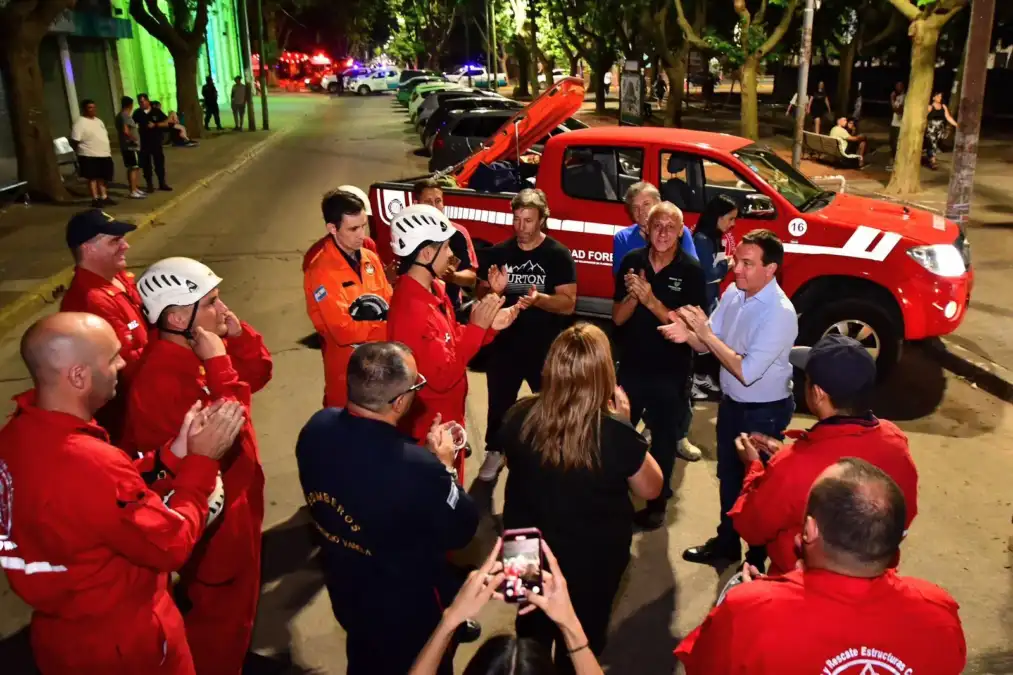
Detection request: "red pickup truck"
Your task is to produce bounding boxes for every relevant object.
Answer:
[369,78,973,374]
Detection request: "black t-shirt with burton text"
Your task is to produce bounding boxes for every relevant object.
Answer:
[614,246,706,379]
[478,235,576,352]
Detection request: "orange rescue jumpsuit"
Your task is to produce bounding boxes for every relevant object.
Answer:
[122,323,273,675]
[60,267,149,443]
[0,391,218,675]
[303,236,393,408]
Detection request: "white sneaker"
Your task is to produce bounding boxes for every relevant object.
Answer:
[478,451,504,481]
[129,190,146,199]
[676,438,703,462]
[691,384,709,401]
[694,374,720,394]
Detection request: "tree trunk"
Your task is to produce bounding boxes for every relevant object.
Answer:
[499,42,511,85]
[173,49,203,140]
[740,57,760,140]
[1,36,70,201]
[664,44,689,128]
[836,38,858,118]
[528,18,541,96]
[593,55,610,113]
[885,21,941,196]
[513,35,531,97]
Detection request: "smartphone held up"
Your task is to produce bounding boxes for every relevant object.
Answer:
[500,528,543,603]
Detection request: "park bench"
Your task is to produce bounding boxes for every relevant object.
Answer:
[0,179,28,206]
[803,131,860,167]
[53,136,79,182]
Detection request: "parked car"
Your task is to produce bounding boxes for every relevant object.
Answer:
[369,76,973,375]
[538,68,567,84]
[398,69,434,84]
[422,97,523,150]
[443,65,507,88]
[348,68,401,94]
[428,108,585,173]
[408,83,463,118]
[415,88,504,131]
[396,76,446,105]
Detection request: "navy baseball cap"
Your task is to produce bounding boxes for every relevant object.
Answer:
[66,209,137,250]
[789,335,876,400]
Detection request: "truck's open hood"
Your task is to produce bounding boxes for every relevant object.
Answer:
[816,192,958,246]
[454,77,585,186]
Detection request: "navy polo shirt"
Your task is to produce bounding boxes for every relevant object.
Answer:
[295,408,478,601]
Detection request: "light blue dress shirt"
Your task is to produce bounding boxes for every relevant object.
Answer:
[708,279,798,403]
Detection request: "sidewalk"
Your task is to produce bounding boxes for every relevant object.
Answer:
[574,98,1013,385]
[0,93,331,336]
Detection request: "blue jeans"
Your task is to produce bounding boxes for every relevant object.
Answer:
[715,396,795,565]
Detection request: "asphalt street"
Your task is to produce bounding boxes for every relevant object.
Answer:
[1,94,1012,674]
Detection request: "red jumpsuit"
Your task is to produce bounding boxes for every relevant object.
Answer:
[0,391,219,675]
[303,236,393,408]
[122,323,273,675]
[60,267,149,443]
[387,275,495,481]
[675,568,966,674]
[728,416,918,576]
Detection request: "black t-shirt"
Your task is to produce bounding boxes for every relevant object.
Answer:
[499,398,648,564]
[614,246,706,378]
[478,235,576,352]
[132,107,168,149]
[445,230,473,308]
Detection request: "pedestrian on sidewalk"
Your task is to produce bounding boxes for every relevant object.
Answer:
[71,99,115,207]
[132,93,172,192]
[202,75,224,131]
[116,97,145,199]
[231,76,248,130]
[59,209,147,444]
[887,81,905,172]
[0,311,243,675]
[123,256,273,675]
[661,229,797,570]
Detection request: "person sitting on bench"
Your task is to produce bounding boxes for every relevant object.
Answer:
[829,116,866,168]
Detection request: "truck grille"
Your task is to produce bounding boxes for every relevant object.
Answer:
[955,231,972,269]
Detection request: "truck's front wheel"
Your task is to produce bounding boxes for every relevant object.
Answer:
[798,299,902,379]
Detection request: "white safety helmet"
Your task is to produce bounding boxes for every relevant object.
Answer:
[137,256,223,325]
[337,185,372,216]
[390,203,456,258]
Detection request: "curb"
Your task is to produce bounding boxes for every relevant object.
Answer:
[926,337,1013,404]
[0,128,290,337]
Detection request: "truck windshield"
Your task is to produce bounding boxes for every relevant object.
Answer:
[733,145,824,210]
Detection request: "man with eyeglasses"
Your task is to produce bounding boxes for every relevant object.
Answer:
[296,341,480,675]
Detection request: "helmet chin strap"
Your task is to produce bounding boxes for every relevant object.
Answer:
[159,303,200,341]
[411,260,439,278]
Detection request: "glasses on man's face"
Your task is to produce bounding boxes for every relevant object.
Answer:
[388,372,427,404]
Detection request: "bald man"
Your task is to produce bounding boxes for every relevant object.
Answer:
[0,312,245,675]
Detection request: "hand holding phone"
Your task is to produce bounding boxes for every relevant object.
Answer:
[499,528,543,604]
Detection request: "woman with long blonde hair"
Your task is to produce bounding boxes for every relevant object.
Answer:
[498,322,662,673]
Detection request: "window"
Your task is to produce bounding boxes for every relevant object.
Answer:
[451,118,477,136]
[734,145,823,210]
[702,158,777,218]
[473,116,508,138]
[658,151,705,212]
[561,146,644,203]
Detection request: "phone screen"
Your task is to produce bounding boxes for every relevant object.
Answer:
[500,530,542,603]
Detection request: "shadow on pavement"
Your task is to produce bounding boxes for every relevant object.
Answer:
[248,506,326,674]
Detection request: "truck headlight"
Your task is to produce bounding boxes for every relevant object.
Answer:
[907,244,966,278]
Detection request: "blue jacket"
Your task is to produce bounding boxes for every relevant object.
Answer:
[612,224,697,275]
[693,231,730,314]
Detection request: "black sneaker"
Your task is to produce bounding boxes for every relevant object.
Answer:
[145,184,155,193]
[158,184,173,191]
[454,619,482,644]
[633,508,666,532]
[90,198,102,208]
[682,537,742,566]
[102,197,118,206]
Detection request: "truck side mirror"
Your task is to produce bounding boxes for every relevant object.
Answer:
[743,193,776,218]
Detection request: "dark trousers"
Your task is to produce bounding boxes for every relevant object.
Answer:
[715,396,794,566]
[139,145,166,187]
[204,104,222,129]
[484,345,545,451]
[333,579,458,675]
[516,548,628,675]
[889,126,901,158]
[619,367,691,512]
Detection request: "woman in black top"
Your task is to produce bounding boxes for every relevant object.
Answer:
[809,81,831,135]
[498,323,663,673]
[924,91,958,170]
